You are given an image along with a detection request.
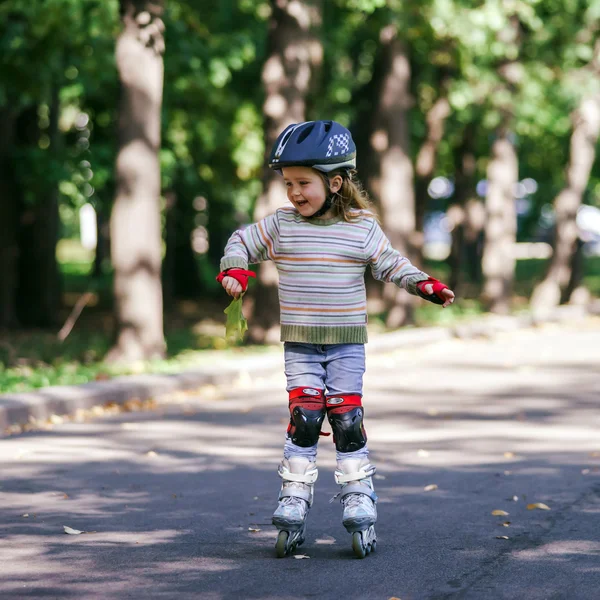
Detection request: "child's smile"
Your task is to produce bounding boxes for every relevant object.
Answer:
[282,166,330,218]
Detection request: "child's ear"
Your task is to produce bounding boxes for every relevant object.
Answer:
[329,175,343,193]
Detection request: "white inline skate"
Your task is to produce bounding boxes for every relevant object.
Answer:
[272,457,318,558]
[333,457,377,558]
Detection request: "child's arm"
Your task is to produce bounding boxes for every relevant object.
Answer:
[220,212,280,270]
[218,211,280,298]
[365,220,454,306]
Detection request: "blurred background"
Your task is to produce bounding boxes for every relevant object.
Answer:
[1,0,599,394]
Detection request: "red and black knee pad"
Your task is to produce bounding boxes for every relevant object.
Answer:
[287,387,326,448]
[326,394,367,453]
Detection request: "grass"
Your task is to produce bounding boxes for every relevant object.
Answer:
[1,242,598,395]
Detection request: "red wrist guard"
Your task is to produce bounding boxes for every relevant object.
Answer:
[216,268,256,292]
[416,277,448,305]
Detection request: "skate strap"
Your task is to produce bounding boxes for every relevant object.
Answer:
[279,468,319,485]
[279,487,312,503]
[334,465,376,484]
[339,483,378,503]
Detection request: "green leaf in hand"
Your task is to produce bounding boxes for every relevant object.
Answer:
[223,296,248,343]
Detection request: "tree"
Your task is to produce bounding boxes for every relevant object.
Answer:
[531,57,600,309]
[249,0,323,343]
[107,0,166,361]
[0,109,19,329]
[363,22,418,327]
[16,89,62,327]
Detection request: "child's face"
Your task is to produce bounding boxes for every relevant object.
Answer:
[282,166,330,218]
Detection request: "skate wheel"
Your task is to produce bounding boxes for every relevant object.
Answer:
[371,539,377,552]
[352,531,366,559]
[276,531,289,558]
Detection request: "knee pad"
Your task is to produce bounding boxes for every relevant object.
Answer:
[326,394,367,453]
[287,387,326,448]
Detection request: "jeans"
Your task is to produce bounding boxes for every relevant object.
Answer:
[284,342,366,395]
[282,342,369,462]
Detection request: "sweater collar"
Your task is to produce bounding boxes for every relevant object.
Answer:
[298,213,342,226]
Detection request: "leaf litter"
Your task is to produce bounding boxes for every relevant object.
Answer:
[527,503,551,510]
[63,525,97,535]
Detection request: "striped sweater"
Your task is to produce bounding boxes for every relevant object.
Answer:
[220,207,430,344]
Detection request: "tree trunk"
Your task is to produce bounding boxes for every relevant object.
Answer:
[93,198,111,279]
[108,0,166,362]
[0,109,19,329]
[17,88,62,328]
[414,92,451,250]
[248,0,322,343]
[162,186,203,309]
[481,130,518,313]
[530,93,600,310]
[366,26,416,328]
[447,123,478,294]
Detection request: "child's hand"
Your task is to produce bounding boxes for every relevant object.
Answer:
[222,276,243,299]
[416,278,455,307]
[425,285,454,308]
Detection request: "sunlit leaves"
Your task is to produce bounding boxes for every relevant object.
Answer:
[223,296,248,342]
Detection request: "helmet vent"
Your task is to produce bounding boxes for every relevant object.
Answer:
[296,124,315,143]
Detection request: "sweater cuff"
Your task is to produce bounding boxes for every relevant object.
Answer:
[404,273,431,296]
[220,256,248,271]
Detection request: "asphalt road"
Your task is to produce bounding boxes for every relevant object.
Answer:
[1,319,599,599]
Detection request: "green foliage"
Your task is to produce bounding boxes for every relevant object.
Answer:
[2,0,600,346]
[223,296,249,343]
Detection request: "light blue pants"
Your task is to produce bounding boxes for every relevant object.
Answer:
[282,342,369,462]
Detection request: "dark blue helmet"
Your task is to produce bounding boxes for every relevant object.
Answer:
[268,120,357,173]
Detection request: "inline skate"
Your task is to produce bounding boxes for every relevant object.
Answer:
[334,458,377,558]
[272,457,318,558]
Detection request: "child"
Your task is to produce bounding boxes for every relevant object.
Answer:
[217,120,454,558]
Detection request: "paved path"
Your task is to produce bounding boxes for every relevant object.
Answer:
[1,320,599,599]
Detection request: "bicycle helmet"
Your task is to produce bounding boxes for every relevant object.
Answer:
[268,120,356,173]
[269,121,357,218]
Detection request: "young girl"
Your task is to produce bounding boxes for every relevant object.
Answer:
[217,120,454,559]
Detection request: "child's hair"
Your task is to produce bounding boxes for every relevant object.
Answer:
[317,169,379,223]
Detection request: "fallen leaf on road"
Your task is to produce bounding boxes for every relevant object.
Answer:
[527,503,550,510]
[491,510,509,516]
[424,484,438,492]
[504,470,512,476]
[417,449,430,457]
[146,451,158,458]
[503,452,516,459]
[496,536,509,540]
[294,554,310,559]
[63,526,84,535]
[248,527,261,532]
[582,469,590,474]
[427,408,439,416]
[590,452,600,458]
[22,514,29,518]
[501,521,511,527]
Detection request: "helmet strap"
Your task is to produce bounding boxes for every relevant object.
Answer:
[310,194,334,218]
[309,171,346,219]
